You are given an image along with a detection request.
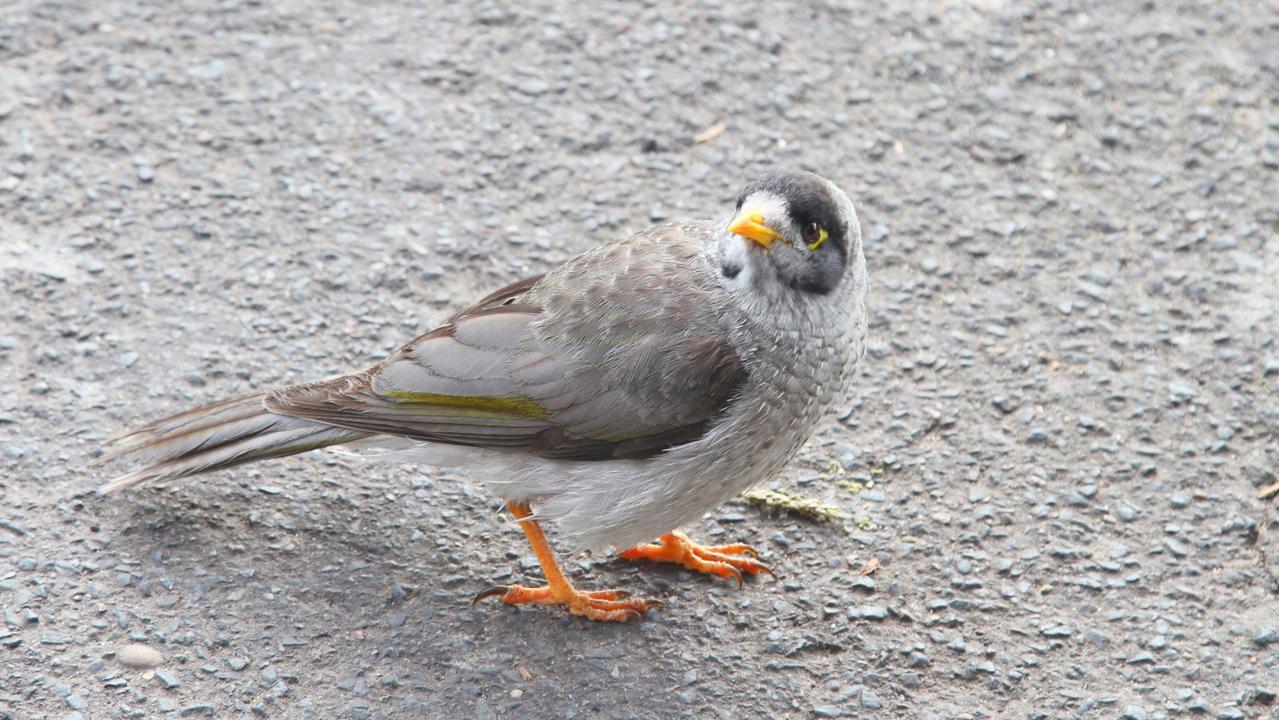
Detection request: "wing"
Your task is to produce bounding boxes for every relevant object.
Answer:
[265,223,747,460]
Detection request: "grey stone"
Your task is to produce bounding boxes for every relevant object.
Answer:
[1165,538,1191,557]
[855,605,888,621]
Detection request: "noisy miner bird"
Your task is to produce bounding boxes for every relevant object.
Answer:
[99,170,869,622]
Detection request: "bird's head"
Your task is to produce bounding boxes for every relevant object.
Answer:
[716,171,862,301]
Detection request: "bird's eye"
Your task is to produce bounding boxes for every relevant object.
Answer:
[802,222,828,250]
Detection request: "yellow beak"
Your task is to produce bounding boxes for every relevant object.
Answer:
[728,210,779,248]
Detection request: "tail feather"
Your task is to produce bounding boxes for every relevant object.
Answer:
[98,391,369,493]
[104,391,271,446]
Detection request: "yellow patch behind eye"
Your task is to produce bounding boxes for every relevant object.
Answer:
[806,226,829,251]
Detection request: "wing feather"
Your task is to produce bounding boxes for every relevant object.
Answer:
[267,224,747,460]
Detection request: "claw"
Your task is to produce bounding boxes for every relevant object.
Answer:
[473,585,511,605]
[724,565,744,589]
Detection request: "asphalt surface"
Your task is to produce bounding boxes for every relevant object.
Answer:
[3,0,1279,718]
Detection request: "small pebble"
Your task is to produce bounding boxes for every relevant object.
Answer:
[154,669,179,689]
[117,644,164,669]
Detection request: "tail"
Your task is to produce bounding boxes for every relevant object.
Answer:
[97,390,370,493]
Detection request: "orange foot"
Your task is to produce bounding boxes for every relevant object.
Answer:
[619,530,772,586]
[474,502,660,622]
[474,584,656,622]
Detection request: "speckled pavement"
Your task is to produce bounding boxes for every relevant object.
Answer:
[2,1,1278,718]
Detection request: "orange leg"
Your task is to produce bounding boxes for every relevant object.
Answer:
[618,530,771,587]
[474,502,658,622]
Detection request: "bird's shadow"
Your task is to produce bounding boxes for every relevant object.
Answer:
[86,466,720,637]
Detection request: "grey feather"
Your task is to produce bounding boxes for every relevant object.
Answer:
[98,393,368,492]
[265,235,748,461]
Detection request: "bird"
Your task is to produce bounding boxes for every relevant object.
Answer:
[98,170,869,622]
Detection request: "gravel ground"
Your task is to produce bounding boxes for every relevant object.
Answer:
[3,0,1279,718]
